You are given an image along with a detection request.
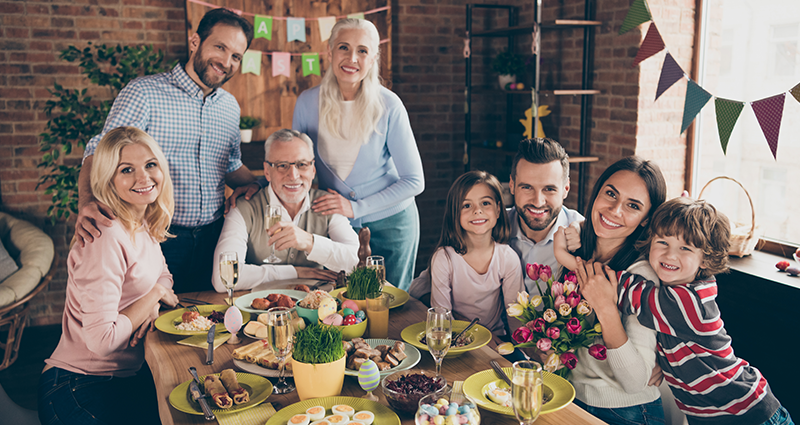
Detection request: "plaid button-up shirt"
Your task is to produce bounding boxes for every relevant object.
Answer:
[85,63,244,227]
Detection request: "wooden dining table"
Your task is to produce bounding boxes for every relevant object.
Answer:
[145,286,606,425]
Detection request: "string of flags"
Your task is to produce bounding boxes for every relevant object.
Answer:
[187,0,390,77]
[621,0,799,159]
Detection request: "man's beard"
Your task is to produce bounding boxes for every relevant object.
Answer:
[193,54,232,90]
[516,203,558,232]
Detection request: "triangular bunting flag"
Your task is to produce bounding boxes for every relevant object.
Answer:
[632,23,664,67]
[620,0,652,35]
[751,93,786,159]
[655,53,684,101]
[790,82,800,103]
[302,52,320,76]
[347,13,365,20]
[287,17,306,42]
[272,52,291,77]
[318,16,336,41]
[254,15,272,40]
[681,80,712,133]
[714,98,744,155]
[241,50,261,75]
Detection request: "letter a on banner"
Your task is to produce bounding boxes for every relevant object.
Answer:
[287,17,306,42]
[241,50,261,75]
[254,15,272,40]
[272,52,291,77]
[302,53,320,76]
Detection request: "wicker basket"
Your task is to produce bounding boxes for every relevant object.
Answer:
[697,176,760,257]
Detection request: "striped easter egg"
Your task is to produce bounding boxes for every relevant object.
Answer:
[357,360,380,392]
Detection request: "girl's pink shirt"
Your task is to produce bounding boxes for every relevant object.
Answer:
[46,221,172,377]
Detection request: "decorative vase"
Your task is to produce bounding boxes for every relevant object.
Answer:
[291,355,346,400]
[240,129,253,143]
[498,74,517,89]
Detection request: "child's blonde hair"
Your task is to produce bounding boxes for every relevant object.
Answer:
[90,127,174,242]
[435,171,509,255]
[637,197,730,279]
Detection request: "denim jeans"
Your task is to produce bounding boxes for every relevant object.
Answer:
[574,398,665,425]
[358,202,419,291]
[161,218,223,294]
[763,405,795,425]
[38,366,160,425]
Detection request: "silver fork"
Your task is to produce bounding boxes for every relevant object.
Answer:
[187,305,199,313]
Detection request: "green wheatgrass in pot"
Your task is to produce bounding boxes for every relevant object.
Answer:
[292,324,346,364]
[346,267,381,300]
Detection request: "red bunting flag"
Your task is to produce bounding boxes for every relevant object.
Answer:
[632,23,665,67]
[751,93,786,160]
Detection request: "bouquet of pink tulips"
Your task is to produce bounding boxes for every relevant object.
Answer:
[499,263,607,378]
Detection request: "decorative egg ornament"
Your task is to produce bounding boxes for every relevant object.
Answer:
[224,306,244,344]
[357,360,380,401]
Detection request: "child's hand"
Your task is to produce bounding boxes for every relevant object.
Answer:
[564,221,582,252]
[553,227,578,270]
[648,363,664,387]
[575,257,619,317]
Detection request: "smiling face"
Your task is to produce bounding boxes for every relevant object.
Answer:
[186,24,248,94]
[264,137,315,211]
[328,28,376,99]
[649,234,705,286]
[459,183,500,237]
[591,170,652,247]
[509,159,569,240]
[113,143,163,219]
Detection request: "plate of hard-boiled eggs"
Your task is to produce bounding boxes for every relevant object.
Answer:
[265,396,399,425]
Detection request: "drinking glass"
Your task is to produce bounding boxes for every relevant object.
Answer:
[263,205,282,263]
[511,360,544,424]
[366,291,390,339]
[366,255,385,289]
[218,251,239,306]
[425,307,452,377]
[267,306,295,394]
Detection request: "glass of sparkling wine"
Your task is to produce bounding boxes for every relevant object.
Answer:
[511,360,544,424]
[267,306,295,394]
[425,307,452,377]
[366,255,386,289]
[264,205,282,263]
[219,251,239,306]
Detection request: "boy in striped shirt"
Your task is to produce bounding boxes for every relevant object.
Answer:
[612,197,792,424]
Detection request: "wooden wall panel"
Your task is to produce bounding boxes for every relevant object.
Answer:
[185,0,391,142]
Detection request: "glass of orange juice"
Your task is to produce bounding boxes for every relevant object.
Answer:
[366,291,390,338]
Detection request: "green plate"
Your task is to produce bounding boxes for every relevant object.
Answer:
[344,338,421,376]
[462,367,575,416]
[329,285,410,309]
[155,305,251,336]
[168,372,272,415]
[400,320,492,358]
[265,396,400,425]
[234,289,308,314]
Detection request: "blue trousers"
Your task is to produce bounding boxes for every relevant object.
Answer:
[574,398,665,425]
[358,202,419,291]
[38,366,160,425]
[160,218,223,294]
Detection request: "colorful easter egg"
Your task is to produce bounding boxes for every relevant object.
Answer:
[341,299,360,312]
[342,308,355,317]
[357,360,380,392]
[322,313,343,326]
[354,310,366,320]
[318,297,338,321]
[224,306,243,334]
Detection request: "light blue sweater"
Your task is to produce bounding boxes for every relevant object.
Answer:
[292,85,425,227]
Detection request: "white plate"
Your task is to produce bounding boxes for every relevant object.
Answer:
[233,358,293,378]
[234,289,308,314]
[344,338,421,376]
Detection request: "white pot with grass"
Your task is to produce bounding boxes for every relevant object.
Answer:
[239,116,260,143]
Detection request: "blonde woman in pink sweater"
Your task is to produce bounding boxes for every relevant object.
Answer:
[39,127,178,425]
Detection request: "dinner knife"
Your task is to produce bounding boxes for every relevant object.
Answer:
[188,367,215,421]
[491,360,513,386]
[206,325,215,365]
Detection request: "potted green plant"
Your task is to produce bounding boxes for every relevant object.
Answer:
[491,49,526,89]
[338,266,382,311]
[291,323,347,400]
[239,116,261,143]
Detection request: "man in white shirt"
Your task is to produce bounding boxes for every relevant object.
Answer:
[507,138,583,293]
[212,129,358,292]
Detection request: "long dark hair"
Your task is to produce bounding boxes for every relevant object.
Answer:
[435,171,510,256]
[576,156,667,271]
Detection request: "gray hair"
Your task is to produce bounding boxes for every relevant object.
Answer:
[263,129,314,161]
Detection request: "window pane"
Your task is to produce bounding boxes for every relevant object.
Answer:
[694,0,800,244]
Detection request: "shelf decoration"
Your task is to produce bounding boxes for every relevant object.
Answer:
[520,105,551,139]
[621,0,800,159]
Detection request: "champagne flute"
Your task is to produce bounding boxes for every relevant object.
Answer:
[511,360,544,424]
[425,307,452,377]
[263,205,282,263]
[366,255,386,290]
[218,251,239,306]
[267,306,295,394]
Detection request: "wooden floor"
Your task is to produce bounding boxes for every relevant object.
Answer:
[0,324,61,411]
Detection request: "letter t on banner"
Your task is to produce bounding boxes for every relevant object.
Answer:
[287,17,306,42]
[302,53,320,76]
[254,15,272,40]
[272,52,291,77]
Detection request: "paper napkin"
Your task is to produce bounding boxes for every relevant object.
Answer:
[177,331,231,349]
[217,402,277,425]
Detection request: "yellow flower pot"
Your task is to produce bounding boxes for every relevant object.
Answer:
[291,355,346,400]
[337,290,368,311]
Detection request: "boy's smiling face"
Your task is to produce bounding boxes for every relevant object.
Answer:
[649,234,706,286]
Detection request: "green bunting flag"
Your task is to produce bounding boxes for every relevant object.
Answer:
[681,80,712,134]
[301,53,320,76]
[714,98,744,155]
[790,82,800,104]
[254,15,272,40]
[241,50,262,75]
[347,13,365,20]
[620,0,652,35]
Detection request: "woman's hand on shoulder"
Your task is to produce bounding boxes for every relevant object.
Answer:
[574,258,619,316]
[311,189,354,218]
